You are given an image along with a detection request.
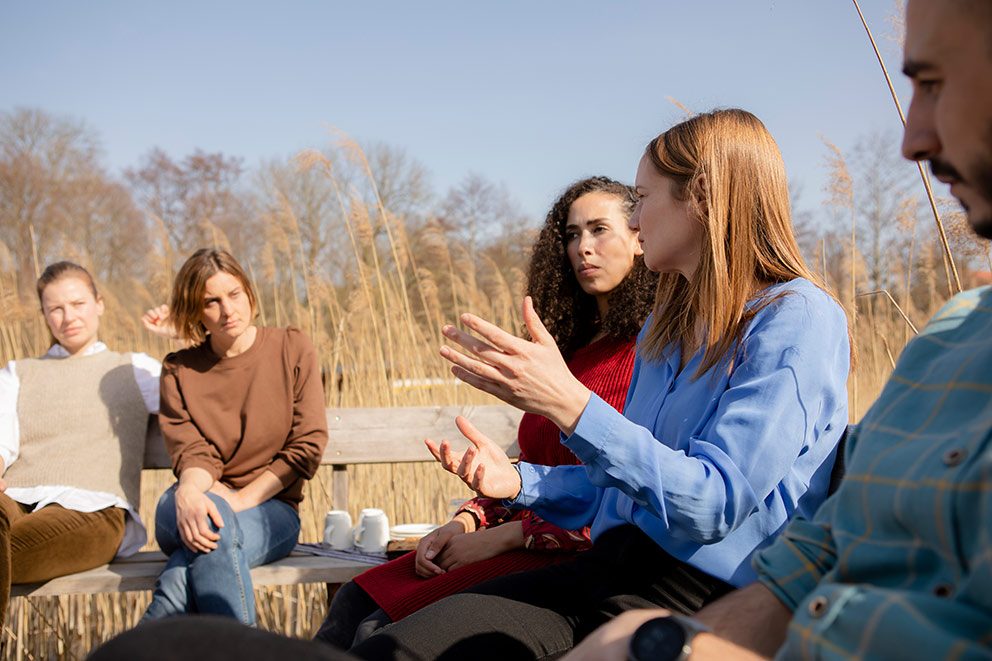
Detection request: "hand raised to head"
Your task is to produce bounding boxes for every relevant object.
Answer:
[425,415,522,500]
[142,304,179,340]
[439,297,592,434]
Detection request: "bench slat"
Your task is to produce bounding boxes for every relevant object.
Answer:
[143,405,523,469]
[10,552,371,598]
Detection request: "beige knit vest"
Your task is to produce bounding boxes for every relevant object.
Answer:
[11,350,148,509]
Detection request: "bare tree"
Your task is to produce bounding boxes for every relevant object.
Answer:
[0,108,149,294]
[360,142,433,222]
[849,131,920,293]
[257,156,339,275]
[437,172,529,258]
[125,148,254,259]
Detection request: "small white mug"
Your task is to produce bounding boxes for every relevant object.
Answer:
[354,508,390,554]
[323,510,353,550]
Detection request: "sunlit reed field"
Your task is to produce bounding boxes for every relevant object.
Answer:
[2,82,990,661]
[0,187,961,659]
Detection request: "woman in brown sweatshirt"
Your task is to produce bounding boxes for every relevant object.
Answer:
[141,249,328,626]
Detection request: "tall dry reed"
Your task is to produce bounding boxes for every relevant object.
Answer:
[0,106,976,656]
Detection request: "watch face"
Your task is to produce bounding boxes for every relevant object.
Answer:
[630,617,687,661]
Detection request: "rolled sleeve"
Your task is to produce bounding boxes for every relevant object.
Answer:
[130,352,162,414]
[754,515,838,611]
[0,361,19,471]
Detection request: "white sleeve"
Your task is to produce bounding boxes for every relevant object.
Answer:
[0,361,19,472]
[130,353,162,414]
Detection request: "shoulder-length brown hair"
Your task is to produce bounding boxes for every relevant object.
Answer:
[641,109,850,375]
[170,249,258,344]
[527,176,658,358]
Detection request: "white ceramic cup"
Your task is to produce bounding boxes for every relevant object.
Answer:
[323,510,354,550]
[354,508,390,554]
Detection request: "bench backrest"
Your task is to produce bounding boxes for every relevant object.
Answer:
[144,409,852,510]
[143,405,524,468]
[144,405,525,510]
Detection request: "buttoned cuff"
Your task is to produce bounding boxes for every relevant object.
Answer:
[561,393,621,464]
[504,461,543,509]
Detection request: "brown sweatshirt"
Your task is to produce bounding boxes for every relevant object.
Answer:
[159,326,328,509]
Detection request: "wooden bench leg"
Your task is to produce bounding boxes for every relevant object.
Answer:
[331,465,349,512]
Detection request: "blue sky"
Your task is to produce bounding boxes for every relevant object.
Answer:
[0,1,917,221]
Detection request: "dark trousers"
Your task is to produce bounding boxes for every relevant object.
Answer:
[350,525,733,661]
[88,616,355,661]
[315,580,393,649]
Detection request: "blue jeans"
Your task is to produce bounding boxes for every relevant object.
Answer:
[141,484,300,626]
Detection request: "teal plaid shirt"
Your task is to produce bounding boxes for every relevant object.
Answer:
[755,286,992,660]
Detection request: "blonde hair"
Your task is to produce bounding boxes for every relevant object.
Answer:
[641,109,848,376]
[170,249,258,344]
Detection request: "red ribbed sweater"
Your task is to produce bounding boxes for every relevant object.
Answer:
[354,335,636,621]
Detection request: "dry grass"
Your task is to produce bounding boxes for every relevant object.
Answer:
[0,117,980,656]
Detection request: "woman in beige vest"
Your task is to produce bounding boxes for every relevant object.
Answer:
[0,262,160,626]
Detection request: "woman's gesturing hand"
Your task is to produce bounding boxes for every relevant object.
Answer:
[426,416,522,499]
[175,483,225,554]
[439,297,591,434]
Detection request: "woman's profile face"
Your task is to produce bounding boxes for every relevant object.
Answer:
[630,153,703,278]
[200,270,254,343]
[565,191,643,300]
[40,276,104,356]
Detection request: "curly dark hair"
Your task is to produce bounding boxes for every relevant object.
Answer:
[527,176,658,358]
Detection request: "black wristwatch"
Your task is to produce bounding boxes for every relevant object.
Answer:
[628,614,710,661]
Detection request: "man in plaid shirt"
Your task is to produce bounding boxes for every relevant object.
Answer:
[568,1,992,659]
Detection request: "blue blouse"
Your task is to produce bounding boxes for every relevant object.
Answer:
[511,278,850,586]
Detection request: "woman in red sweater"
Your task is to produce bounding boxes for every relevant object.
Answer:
[315,176,659,648]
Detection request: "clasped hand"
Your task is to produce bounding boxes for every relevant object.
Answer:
[415,514,520,577]
[174,483,225,554]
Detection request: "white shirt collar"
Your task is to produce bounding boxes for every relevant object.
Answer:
[45,341,108,359]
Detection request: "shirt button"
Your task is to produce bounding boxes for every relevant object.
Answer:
[933,583,954,598]
[807,596,829,618]
[942,448,967,467]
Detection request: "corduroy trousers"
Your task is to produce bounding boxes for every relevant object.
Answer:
[0,493,125,627]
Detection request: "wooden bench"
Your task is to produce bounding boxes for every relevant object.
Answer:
[10,405,524,598]
[10,410,851,599]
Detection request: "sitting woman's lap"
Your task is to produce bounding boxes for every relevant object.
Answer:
[350,526,732,660]
[143,484,300,625]
[154,485,300,565]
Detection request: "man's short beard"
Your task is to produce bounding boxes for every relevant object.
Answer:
[973,119,992,239]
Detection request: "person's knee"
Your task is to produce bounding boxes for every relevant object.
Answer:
[205,493,241,549]
[153,485,182,551]
[315,581,380,648]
